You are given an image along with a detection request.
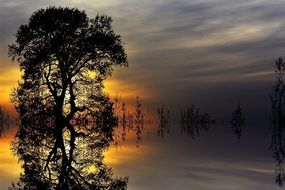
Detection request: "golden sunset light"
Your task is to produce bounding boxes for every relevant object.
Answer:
[1,1,285,190]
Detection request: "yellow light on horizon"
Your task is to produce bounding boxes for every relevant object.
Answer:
[0,131,22,180]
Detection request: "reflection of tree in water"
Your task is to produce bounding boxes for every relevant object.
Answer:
[230,103,245,141]
[9,7,128,190]
[270,57,285,186]
[113,97,144,147]
[180,105,215,138]
[157,105,170,138]
[134,97,144,146]
[0,105,9,137]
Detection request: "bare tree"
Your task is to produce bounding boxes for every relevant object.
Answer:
[0,105,9,137]
[230,103,245,141]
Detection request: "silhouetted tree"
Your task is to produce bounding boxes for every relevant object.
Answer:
[0,105,9,137]
[270,57,285,186]
[157,105,170,138]
[180,105,214,138]
[120,102,128,142]
[134,97,144,147]
[9,7,128,190]
[111,97,145,146]
[230,103,245,141]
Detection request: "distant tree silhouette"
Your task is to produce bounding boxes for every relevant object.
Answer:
[180,105,214,138]
[270,57,285,186]
[157,105,170,138]
[9,7,128,190]
[230,103,245,141]
[0,105,9,137]
[120,102,128,142]
[111,97,144,146]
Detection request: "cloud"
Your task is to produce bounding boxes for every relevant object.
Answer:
[0,0,282,123]
[1,1,284,190]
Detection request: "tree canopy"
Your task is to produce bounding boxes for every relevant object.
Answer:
[9,6,128,190]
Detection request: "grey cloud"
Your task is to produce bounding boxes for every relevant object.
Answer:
[1,1,284,190]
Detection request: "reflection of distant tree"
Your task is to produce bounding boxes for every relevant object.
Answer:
[0,105,9,137]
[180,105,215,138]
[157,105,170,138]
[270,57,285,186]
[230,103,245,141]
[113,96,144,147]
[134,97,144,146]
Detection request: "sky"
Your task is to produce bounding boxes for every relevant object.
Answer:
[0,0,285,189]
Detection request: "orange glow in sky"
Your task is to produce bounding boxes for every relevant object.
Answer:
[0,129,21,188]
[0,54,153,189]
